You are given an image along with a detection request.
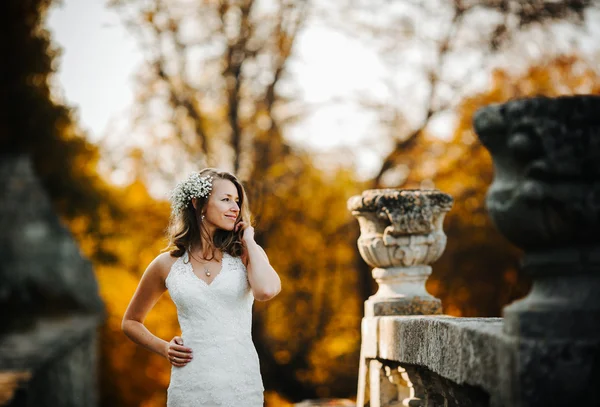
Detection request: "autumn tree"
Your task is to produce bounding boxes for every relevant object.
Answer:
[0,0,123,264]
[106,0,308,183]
[396,55,600,316]
[317,0,600,188]
[86,0,600,405]
[103,0,370,403]
[304,0,600,314]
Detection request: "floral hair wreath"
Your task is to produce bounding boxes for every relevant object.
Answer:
[169,172,213,216]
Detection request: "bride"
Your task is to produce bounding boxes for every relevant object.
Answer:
[122,168,281,406]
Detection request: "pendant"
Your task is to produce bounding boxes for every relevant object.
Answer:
[205,269,211,277]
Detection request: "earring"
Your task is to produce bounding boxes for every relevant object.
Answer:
[201,215,205,221]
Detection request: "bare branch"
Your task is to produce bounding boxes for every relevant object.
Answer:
[372,2,468,187]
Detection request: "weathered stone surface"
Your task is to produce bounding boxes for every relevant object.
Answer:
[473,96,600,340]
[505,336,600,407]
[348,189,453,270]
[473,95,600,251]
[365,296,442,318]
[24,332,98,407]
[0,154,104,327]
[0,314,101,406]
[0,154,104,407]
[350,189,453,406]
[349,189,451,317]
[370,315,600,407]
[377,317,503,389]
[348,189,453,228]
[356,95,600,407]
[401,364,490,407]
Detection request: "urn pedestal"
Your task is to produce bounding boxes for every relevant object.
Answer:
[473,95,600,406]
[473,95,600,341]
[349,189,453,407]
[348,189,453,317]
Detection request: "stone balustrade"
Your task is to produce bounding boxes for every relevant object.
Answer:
[351,95,600,407]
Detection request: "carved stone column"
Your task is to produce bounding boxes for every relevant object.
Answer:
[348,189,453,317]
[474,95,600,406]
[473,95,600,339]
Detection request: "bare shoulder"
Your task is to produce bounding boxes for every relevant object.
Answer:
[147,251,180,282]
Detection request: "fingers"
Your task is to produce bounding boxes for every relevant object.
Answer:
[169,336,193,367]
[170,348,193,358]
[168,348,193,366]
[169,356,192,367]
[170,337,192,351]
[170,358,183,367]
[236,222,253,231]
[171,343,193,353]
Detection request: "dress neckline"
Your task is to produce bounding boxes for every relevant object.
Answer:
[183,251,229,287]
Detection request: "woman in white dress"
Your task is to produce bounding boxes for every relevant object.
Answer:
[122,168,281,406]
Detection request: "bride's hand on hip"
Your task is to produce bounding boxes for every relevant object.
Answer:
[166,336,193,367]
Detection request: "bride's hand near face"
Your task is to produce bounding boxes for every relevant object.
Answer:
[235,221,254,243]
[235,222,281,301]
[166,336,193,367]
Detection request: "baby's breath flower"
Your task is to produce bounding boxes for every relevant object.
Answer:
[169,172,213,216]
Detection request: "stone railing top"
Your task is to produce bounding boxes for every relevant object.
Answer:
[361,316,504,405]
[0,313,102,404]
[0,314,102,370]
[362,314,598,406]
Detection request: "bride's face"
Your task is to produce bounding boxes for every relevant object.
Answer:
[203,179,240,231]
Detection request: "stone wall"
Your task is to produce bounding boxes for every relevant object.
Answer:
[0,154,104,406]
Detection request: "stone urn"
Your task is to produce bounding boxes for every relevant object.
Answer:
[348,189,453,316]
[473,95,600,339]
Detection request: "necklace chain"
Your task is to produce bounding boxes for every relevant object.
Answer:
[189,250,222,277]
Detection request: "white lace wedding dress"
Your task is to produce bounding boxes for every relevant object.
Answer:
[165,251,264,406]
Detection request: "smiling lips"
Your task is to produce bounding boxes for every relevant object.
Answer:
[225,214,237,221]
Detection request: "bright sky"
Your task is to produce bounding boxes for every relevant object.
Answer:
[48,0,140,141]
[47,1,600,190]
[46,0,391,182]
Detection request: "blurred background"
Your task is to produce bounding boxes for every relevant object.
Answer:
[3,0,600,405]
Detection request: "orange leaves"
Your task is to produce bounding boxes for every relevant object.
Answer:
[390,55,599,318]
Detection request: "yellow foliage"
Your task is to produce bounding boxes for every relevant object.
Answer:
[403,55,600,316]
[60,54,600,406]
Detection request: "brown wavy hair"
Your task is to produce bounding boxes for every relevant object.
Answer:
[166,168,251,259]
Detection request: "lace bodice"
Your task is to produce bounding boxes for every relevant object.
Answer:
[165,251,264,406]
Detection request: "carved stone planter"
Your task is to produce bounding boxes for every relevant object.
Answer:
[473,95,600,339]
[348,189,453,316]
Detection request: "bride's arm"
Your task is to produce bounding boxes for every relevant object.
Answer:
[239,225,281,301]
[121,254,192,363]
